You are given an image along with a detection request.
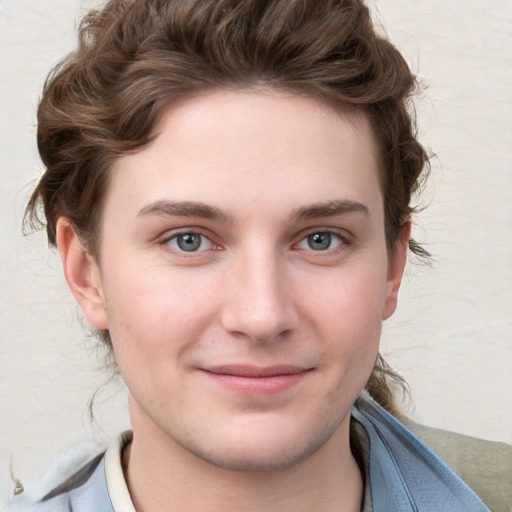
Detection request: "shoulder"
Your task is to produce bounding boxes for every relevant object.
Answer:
[5,432,134,512]
[4,453,111,512]
[352,392,510,511]
[400,416,512,512]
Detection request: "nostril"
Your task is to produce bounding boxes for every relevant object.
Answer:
[219,255,298,341]
[220,295,297,343]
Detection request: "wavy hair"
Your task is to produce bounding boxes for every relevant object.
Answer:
[26,0,429,413]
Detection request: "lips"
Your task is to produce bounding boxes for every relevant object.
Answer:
[200,365,311,396]
[205,365,309,377]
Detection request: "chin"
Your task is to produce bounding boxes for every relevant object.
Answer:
[185,442,318,473]
[175,414,347,473]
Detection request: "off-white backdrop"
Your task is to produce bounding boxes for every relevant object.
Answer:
[1,0,511,502]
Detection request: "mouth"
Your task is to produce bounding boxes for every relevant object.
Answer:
[200,365,312,396]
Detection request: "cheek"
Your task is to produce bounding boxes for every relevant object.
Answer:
[101,266,222,371]
[304,263,387,374]
[308,261,388,329]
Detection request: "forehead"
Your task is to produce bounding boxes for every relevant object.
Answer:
[106,89,382,223]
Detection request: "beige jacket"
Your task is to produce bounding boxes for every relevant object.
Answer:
[402,418,512,512]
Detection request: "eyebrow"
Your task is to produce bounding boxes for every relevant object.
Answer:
[291,200,369,221]
[137,200,234,223]
[137,199,368,223]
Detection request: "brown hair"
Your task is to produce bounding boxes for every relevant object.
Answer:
[26,0,429,414]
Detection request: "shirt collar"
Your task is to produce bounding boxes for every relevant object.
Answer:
[104,430,136,512]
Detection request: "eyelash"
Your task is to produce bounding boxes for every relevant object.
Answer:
[159,230,219,255]
[159,227,350,257]
[295,229,349,253]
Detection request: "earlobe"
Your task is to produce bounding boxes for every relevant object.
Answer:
[56,218,109,330]
[382,221,411,320]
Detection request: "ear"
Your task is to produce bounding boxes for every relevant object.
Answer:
[382,220,411,320]
[56,218,109,330]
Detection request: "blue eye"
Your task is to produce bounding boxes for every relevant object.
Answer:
[168,233,213,252]
[297,231,343,251]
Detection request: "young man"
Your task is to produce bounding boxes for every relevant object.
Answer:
[11,0,512,511]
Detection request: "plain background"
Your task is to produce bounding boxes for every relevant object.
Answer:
[1,0,511,502]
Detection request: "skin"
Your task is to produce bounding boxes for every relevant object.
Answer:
[57,89,409,512]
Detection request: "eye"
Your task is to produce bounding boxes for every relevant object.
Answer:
[167,232,214,252]
[297,231,343,251]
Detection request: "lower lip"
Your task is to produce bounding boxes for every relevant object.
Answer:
[202,371,309,396]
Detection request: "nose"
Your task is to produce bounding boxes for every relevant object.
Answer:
[220,249,298,343]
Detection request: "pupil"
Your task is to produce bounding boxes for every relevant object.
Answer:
[308,232,331,250]
[177,234,201,252]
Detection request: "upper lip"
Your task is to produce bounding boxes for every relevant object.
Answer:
[202,365,311,377]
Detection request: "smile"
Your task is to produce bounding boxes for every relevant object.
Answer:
[200,365,312,396]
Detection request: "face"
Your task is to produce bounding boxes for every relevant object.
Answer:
[65,89,406,471]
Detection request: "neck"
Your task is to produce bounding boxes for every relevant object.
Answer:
[124,403,363,512]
